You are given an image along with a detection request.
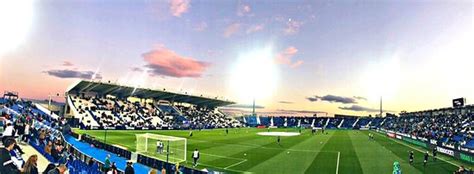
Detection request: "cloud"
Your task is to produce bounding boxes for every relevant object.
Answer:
[194,21,207,31]
[225,104,265,109]
[278,101,293,104]
[307,96,319,102]
[307,95,357,104]
[237,3,252,16]
[290,60,304,68]
[223,23,241,38]
[130,67,144,72]
[353,96,367,101]
[246,24,264,34]
[44,69,102,79]
[142,45,210,78]
[284,18,303,35]
[62,61,73,66]
[170,0,190,17]
[338,105,387,112]
[275,46,303,68]
[276,109,327,114]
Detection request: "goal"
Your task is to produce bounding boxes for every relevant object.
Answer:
[136,133,187,163]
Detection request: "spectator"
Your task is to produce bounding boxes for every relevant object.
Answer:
[14,117,25,144]
[0,138,20,174]
[39,129,46,146]
[46,164,67,174]
[23,122,30,143]
[22,154,39,174]
[149,169,157,174]
[43,163,56,174]
[2,123,15,143]
[103,154,111,172]
[44,141,52,155]
[125,161,135,174]
[88,158,95,167]
[107,163,118,174]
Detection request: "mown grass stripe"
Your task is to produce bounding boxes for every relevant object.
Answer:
[368,131,458,174]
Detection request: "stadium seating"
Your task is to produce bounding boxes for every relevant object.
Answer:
[68,95,241,130]
[382,112,473,149]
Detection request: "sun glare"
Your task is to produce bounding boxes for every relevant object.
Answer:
[360,55,401,102]
[229,46,279,103]
[0,0,34,56]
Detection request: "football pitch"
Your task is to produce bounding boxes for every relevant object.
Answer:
[75,128,471,173]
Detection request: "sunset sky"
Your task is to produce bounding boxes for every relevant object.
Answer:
[0,0,472,116]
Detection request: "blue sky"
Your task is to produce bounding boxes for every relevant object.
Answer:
[0,0,472,116]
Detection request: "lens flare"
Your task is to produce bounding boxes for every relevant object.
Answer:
[0,0,34,56]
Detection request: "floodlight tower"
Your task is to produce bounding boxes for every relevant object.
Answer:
[380,96,383,117]
[252,98,256,117]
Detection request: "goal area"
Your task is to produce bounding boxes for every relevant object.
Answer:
[136,133,187,163]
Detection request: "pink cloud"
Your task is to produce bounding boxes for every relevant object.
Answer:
[246,24,264,34]
[275,46,303,68]
[142,45,210,78]
[223,23,241,38]
[237,4,251,16]
[170,0,190,17]
[284,19,303,35]
[62,61,74,66]
[290,60,304,68]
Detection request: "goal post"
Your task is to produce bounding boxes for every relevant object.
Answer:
[136,133,187,164]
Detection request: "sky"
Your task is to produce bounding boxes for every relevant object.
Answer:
[0,0,472,116]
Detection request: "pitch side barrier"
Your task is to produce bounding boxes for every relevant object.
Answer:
[79,133,208,173]
[377,129,474,164]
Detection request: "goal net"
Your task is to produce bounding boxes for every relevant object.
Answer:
[136,133,187,163]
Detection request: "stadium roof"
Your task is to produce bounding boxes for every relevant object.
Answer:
[66,80,235,107]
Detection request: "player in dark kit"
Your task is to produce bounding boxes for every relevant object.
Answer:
[409,151,414,165]
[225,128,229,135]
[423,151,429,166]
[277,136,281,145]
[432,147,437,161]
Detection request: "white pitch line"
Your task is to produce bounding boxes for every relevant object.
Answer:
[336,152,340,174]
[201,152,246,160]
[224,159,248,169]
[191,139,332,153]
[185,161,250,173]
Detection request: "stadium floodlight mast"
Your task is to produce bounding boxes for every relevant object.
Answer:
[360,55,401,117]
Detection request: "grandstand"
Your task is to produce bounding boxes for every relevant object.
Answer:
[65,80,241,130]
[1,82,473,174]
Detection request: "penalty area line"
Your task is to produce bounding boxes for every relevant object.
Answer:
[224,159,248,169]
[187,161,251,173]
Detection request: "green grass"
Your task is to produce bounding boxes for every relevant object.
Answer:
[74,128,472,173]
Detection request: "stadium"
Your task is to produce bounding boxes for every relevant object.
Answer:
[0,1,473,174]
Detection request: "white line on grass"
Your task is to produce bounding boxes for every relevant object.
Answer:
[186,161,252,173]
[201,152,246,160]
[372,131,461,168]
[224,159,248,169]
[191,139,332,153]
[336,152,340,174]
